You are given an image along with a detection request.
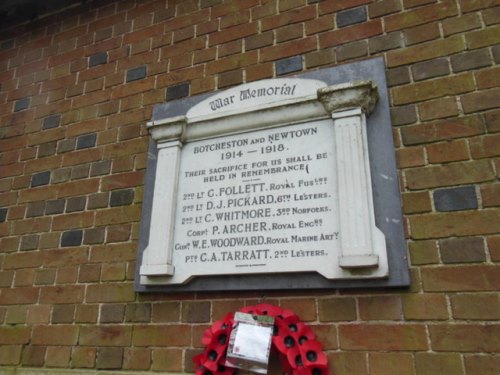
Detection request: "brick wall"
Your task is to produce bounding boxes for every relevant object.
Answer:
[0,0,499,374]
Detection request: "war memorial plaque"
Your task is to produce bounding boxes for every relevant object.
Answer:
[136,59,409,291]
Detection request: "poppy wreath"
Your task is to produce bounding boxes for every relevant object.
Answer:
[194,303,330,375]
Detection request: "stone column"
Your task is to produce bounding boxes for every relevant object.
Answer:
[139,118,185,276]
[318,81,385,269]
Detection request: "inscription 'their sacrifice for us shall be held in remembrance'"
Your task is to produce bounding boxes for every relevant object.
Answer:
[171,119,342,283]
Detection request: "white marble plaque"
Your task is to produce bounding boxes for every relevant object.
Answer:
[172,120,340,284]
[139,78,390,286]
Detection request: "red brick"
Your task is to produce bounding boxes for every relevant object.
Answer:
[0,345,23,365]
[415,353,464,375]
[387,34,465,67]
[206,51,258,75]
[470,134,500,159]
[466,24,500,49]
[385,0,457,32]
[369,0,402,18]
[404,22,440,46]
[0,326,31,344]
[481,183,500,207]
[86,283,135,303]
[79,325,132,346]
[261,6,316,31]
[32,325,79,345]
[402,191,432,214]
[460,0,500,13]
[132,325,191,346]
[340,324,428,350]
[319,0,371,15]
[451,293,500,320]
[392,73,474,105]
[358,296,403,320]
[319,297,357,321]
[405,160,494,190]
[71,347,96,368]
[430,324,500,352]
[396,146,425,168]
[419,97,459,121]
[151,348,182,372]
[422,265,500,291]
[261,36,317,62]
[123,348,151,370]
[401,115,485,145]
[40,285,85,304]
[465,354,500,375]
[42,248,89,267]
[209,23,257,46]
[3,251,43,270]
[403,0,437,9]
[319,20,383,48]
[461,87,500,114]
[442,13,482,36]
[403,293,449,320]
[475,66,500,90]
[45,346,71,367]
[370,353,415,375]
[426,139,469,163]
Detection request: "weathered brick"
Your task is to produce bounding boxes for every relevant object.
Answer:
[404,22,440,46]
[385,0,457,31]
[461,87,500,114]
[465,24,500,49]
[151,348,183,372]
[481,183,500,207]
[402,191,432,214]
[340,324,428,350]
[123,347,151,370]
[337,7,367,27]
[125,303,151,323]
[32,325,79,345]
[275,55,303,76]
[440,236,486,263]
[451,293,500,320]
[370,353,415,375]
[451,48,492,73]
[392,73,474,105]
[71,346,96,368]
[391,104,417,125]
[359,296,402,320]
[433,186,478,212]
[86,283,135,303]
[0,326,31,345]
[319,297,357,321]
[369,32,402,53]
[40,285,85,304]
[79,325,132,346]
[387,34,465,67]
[368,0,401,18]
[96,347,123,369]
[430,324,500,352]
[475,66,500,90]
[405,160,494,190]
[0,345,22,365]
[402,115,485,145]
[166,82,190,101]
[403,294,449,320]
[132,325,191,346]
[151,302,181,322]
[52,304,76,324]
[412,209,500,239]
[422,265,500,291]
[415,353,464,375]
[411,58,450,82]
[319,20,383,49]
[396,146,425,168]
[22,346,46,366]
[426,139,469,164]
[465,354,500,375]
[336,40,368,61]
[182,301,210,323]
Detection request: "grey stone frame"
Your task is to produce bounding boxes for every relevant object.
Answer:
[135,57,410,292]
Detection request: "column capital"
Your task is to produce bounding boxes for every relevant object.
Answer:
[317,80,379,116]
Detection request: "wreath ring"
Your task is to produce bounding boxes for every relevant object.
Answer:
[194,304,330,375]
